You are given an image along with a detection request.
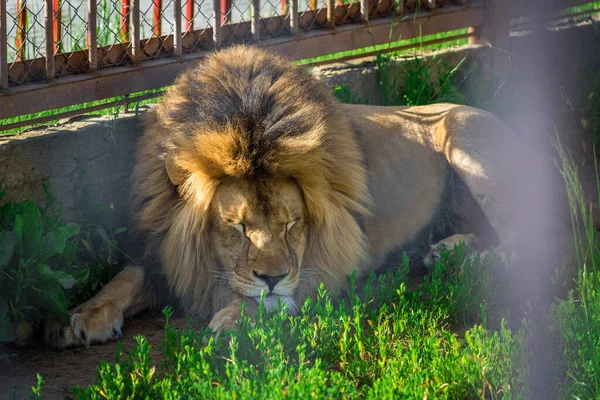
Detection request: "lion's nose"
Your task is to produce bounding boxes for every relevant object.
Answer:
[253,271,288,292]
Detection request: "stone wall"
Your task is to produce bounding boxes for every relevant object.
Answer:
[0,114,142,225]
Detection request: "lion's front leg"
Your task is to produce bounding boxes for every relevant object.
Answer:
[208,293,258,336]
[45,265,148,348]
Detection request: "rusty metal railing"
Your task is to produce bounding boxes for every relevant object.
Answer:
[0,0,598,130]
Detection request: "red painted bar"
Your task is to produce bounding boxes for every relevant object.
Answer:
[120,0,130,42]
[52,0,61,53]
[153,0,162,36]
[308,0,317,10]
[185,0,193,31]
[15,0,26,61]
[281,0,287,14]
[220,0,231,25]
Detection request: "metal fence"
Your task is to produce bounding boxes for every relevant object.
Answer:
[0,0,598,130]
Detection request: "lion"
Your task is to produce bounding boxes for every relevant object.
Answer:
[45,45,564,348]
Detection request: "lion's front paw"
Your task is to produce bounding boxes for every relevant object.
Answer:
[45,303,124,348]
[208,306,241,334]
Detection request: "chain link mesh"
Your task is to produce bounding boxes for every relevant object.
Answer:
[5,0,594,88]
[7,0,47,84]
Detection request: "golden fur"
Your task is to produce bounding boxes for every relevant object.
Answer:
[46,45,562,348]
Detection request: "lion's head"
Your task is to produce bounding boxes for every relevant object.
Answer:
[132,45,370,317]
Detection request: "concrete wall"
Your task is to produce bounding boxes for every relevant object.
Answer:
[0,114,142,225]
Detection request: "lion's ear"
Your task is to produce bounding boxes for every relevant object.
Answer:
[165,153,187,186]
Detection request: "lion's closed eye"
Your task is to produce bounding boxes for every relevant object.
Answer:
[225,218,245,234]
[286,218,300,232]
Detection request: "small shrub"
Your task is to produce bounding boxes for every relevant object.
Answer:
[0,182,125,345]
[72,252,529,399]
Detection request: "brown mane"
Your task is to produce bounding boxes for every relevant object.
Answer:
[131,45,370,316]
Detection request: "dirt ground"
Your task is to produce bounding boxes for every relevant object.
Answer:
[0,314,186,399]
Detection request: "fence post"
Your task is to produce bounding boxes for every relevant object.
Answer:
[0,0,6,90]
[52,0,61,53]
[45,0,55,80]
[220,0,231,25]
[479,0,511,77]
[15,0,26,61]
[360,0,367,22]
[174,0,182,55]
[131,0,140,64]
[121,0,130,42]
[289,0,298,36]
[88,0,97,71]
[251,0,260,40]
[213,0,221,46]
[185,0,194,31]
[153,0,162,36]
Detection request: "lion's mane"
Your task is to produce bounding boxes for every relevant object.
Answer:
[131,45,370,317]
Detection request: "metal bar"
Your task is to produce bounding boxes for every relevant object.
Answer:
[267,5,482,58]
[428,0,435,11]
[185,0,194,31]
[397,0,404,16]
[280,0,286,14]
[289,0,298,35]
[0,91,166,131]
[251,0,260,40]
[52,0,61,53]
[213,0,221,45]
[153,0,162,36]
[305,31,474,67]
[131,0,140,63]
[220,0,231,25]
[15,0,26,61]
[0,0,8,90]
[360,0,368,21]
[174,0,182,55]
[120,0,130,42]
[327,0,334,28]
[45,0,55,80]
[512,7,600,28]
[0,6,483,119]
[88,0,97,70]
[308,0,316,10]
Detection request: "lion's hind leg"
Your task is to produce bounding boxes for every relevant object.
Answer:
[439,106,565,280]
[45,265,148,348]
[422,233,477,268]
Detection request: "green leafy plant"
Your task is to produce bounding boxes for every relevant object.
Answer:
[0,183,81,344]
[68,248,529,399]
[0,182,125,345]
[376,52,467,107]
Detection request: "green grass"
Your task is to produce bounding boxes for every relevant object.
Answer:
[295,28,470,67]
[68,250,530,399]
[0,88,165,135]
[550,145,600,399]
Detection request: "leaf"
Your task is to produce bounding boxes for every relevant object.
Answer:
[81,239,95,256]
[39,223,80,262]
[39,264,76,290]
[19,202,43,259]
[72,268,90,284]
[31,279,69,323]
[13,214,23,250]
[114,227,128,235]
[0,232,17,269]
